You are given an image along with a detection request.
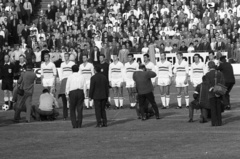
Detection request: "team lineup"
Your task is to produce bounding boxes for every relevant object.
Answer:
[39,51,216,113]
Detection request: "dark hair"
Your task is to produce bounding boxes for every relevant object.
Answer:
[202,75,206,82]
[128,53,134,57]
[64,53,70,56]
[26,64,33,70]
[82,54,88,58]
[139,64,146,71]
[94,65,101,73]
[143,54,149,58]
[209,50,214,55]
[208,61,216,69]
[72,65,79,72]
[99,54,105,58]
[194,53,200,58]
[42,89,49,93]
[177,52,183,56]
[44,53,50,58]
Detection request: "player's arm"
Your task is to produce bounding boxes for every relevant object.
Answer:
[91,63,95,76]
[108,64,112,86]
[172,64,177,83]
[52,63,57,79]
[169,63,173,84]
[185,62,189,84]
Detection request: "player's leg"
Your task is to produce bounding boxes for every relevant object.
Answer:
[166,85,170,108]
[112,87,119,109]
[159,85,166,108]
[87,81,93,108]
[127,88,133,108]
[8,90,13,109]
[84,89,90,109]
[118,83,124,108]
[131,87,137,108]
[3,90,9,107]
[176,87,182,109]
[184,86,189,108]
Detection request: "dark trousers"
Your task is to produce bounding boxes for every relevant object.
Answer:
[25,95,33,122]
[69,89,84,128]
[223,82,235,106]
[25,10,31,24]
[61,95,68,118]
[189,106,208,121]
[32,105,59,121]
[138,92,159,118]
[209,97,222,126]
[94,99,107,125]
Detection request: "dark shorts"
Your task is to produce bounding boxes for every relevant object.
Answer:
[2,81,13,91]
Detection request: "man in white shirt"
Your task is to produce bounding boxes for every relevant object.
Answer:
[124,53,139,108]
[40,53,57,94]
[59,53,75,120]
[79,54,94,109]
[66,65,86,128]
[33,89,59,121]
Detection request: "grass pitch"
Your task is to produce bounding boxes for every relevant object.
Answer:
[0,79,240,159]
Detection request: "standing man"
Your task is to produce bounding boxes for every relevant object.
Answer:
[124,53,139,108]
[190,54,206,88]
[79,54,94,109]
[17,64,36,122]
[217,56,235,110]
[23,0,32,25]
[59,53,75,120]
[173,52,189,109]
[89,65,109,127]
[156,53,172,109]
[109,54,124,109]
[66,65,86,128]
[1,55,15,110]
[133,65,160,120]
[144,54,157,85]
[40,53,57,94]
[99,54,111,107]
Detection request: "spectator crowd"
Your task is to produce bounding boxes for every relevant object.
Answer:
[0,0,240,74]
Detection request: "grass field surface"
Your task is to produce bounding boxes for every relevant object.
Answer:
[0,79,240,159]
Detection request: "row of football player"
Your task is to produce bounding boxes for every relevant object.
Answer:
[41,51,214,110]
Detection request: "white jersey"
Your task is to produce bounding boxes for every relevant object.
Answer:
[60,61,75,80]
[190,62,205,79]
[145,61,157,83]
[156,60,172,78]
[109,61,124,82]
[79,62,94,81]
[41,62,57,79]
[174,60,189,77]
[124,61,139,81]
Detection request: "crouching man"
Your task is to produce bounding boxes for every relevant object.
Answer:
[32,89,59,121]
[188,76,210,123]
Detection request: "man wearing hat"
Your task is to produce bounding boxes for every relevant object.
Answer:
[217,56,235,110]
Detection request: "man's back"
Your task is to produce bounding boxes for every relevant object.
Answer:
[133,71,156,95]
[21,71,36,94]
[39,93,54,111]
[89,73,109,100]
[218,62,235,83]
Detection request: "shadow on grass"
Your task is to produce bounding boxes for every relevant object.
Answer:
[0,118,19,127]
[108,118,136,126]
[223,115,240,125]
[161,112,179,118]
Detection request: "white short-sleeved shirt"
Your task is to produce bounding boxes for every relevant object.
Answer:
[79,62,94,81]
[124,61,139,81]
[190,62,205,79]
[156,60,172,78]
[41,62,57,79]
[60,61,75,80]
[109,61,124,82]
[174,60,189,77]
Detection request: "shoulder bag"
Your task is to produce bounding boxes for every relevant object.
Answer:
[213,71,227,96]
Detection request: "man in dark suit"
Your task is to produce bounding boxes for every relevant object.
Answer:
[216,38,225,51]
[48,35,58,50]
[217,56,235,110]
[133,65,160,120]
[89,65,109,127]
[37,18,47,32]
[90,46,100,65]
[200,39,211,51]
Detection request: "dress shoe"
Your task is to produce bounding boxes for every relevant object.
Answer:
[161,107,166,109]
[186,106,189,109]
[188,119,194,122]
[142,117,147,121]
[120,106,124,109]
[96,124,102,128]
[102,124,108,127]
[225,105,231,110]
[176,106,182,109]
[156,116,160,120]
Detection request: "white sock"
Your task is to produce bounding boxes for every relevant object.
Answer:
[89,100,93,107]
[177,95,182,107]
[108,97,111,103]
[161,95,166,107]
[114,98,119,107]
[119,97,123,107]
[185,95,189,106]
[132,103,136,107]
[166,95,170,107]
[84,98,89,108]
[9,96,13,102]
[67,101,69,108]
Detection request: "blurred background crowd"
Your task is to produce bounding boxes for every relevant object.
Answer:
[0,0,240,74]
